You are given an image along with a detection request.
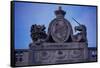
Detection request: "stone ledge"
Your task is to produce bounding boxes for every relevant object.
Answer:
[30,42,88,50]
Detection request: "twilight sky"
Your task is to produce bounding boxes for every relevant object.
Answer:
[14,2,97,49]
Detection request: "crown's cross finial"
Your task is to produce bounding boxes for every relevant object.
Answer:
[59,6,62,10]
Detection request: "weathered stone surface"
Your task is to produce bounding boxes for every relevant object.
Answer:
[48,18,73,43]
[29,42,88,65]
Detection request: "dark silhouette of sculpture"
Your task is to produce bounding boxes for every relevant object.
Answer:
[71,17,87,42]
[30,24,47,42]
[30,7,87,43]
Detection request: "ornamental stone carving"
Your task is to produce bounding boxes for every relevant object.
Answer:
[29,6,88,65]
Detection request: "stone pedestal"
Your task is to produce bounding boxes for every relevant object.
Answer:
[29,42,88,65]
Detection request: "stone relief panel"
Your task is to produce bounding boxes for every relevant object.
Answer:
[32,48,85,64]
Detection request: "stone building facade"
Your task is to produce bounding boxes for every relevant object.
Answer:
[15,48,97,66]
[15,7,97,66]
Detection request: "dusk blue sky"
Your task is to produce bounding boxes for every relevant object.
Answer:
[14,2,97,49]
